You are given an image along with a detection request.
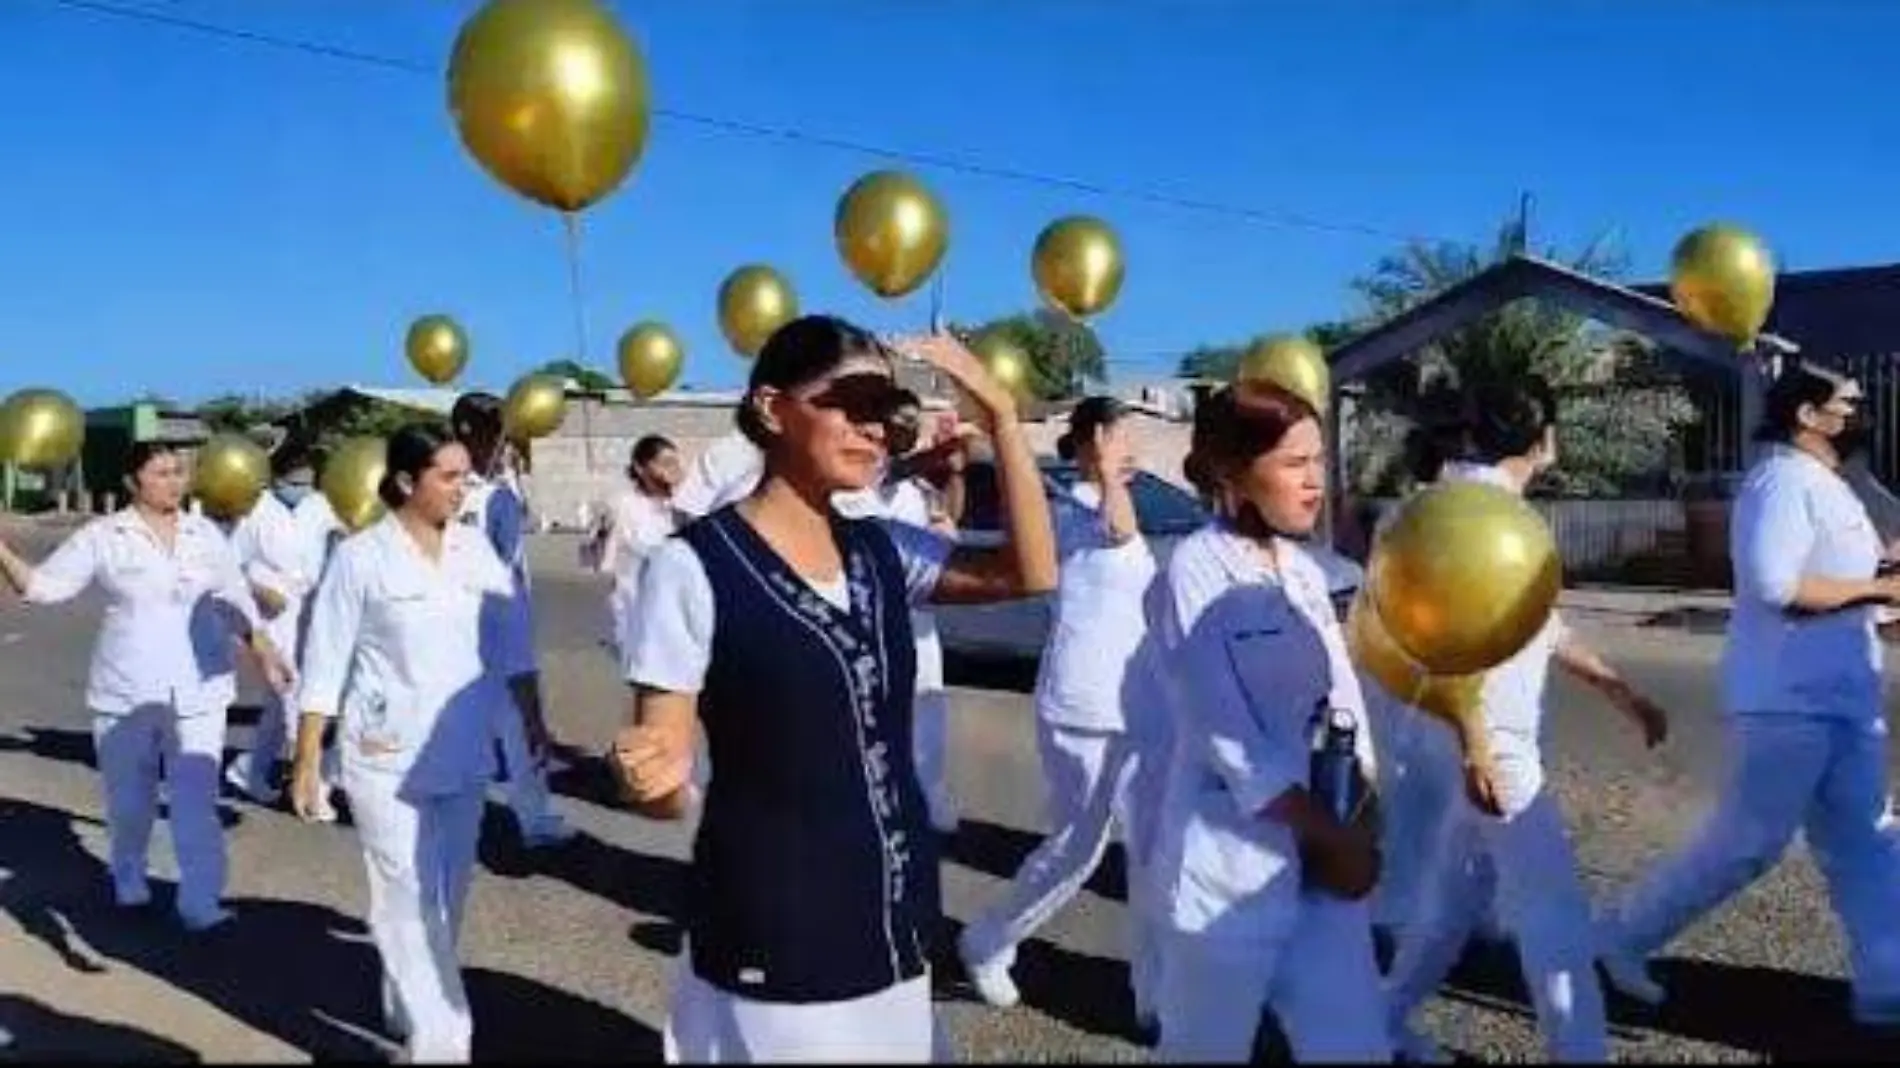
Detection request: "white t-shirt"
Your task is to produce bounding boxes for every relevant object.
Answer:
[601,487,677,587]
[624,518,955,695]
[1035,481,1157,732]
[672,431,765,520]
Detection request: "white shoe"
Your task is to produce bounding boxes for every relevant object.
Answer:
[309,793,340,824]
[957,929,1020,1008]
[521,815,578,848]
[113,880,152,909]
[1597,947,1665,1006]
[179,904,235,933]
[224,758,282,806]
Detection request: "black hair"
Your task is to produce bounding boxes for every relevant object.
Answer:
[1755,360,1853,444]
[736,314,896,448]
[1057,395,1127,462]
[630,434,676,469]
[1463,374,1559,464]
[450,391,504,446]
[377,422,456,510]
[124,441,181,489]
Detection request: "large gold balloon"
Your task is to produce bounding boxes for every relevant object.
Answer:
[717,265,798,358]
[1345,589,1483,728]
[834,170,949,299]
[192,434,270,521]
[1367,480,1561,675]
[616,321,684,400]
[405,315,470,385]
[1669,224,1776,347]
[447,0,651,213]
[1031,215,1125,319]
[502,373,569,441]
[1237,334,1330,414]
[0,388,84,471]
[321,435,388,534]
[968,329,1035,404]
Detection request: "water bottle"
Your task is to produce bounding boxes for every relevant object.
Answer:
[1310,701,1360,825]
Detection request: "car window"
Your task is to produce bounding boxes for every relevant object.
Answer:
[957,461,1207,536]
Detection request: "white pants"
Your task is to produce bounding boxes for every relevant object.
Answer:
[1156,895,1391,1063]
[664,958,946,1063]
[1386,787,1607,1061]
[1602,712,1900,1006]
[92,703,228,920]
[1366,696,1462,934]
[347,770,485,1064]
[962,722,1162,1019]
[912,687,955,829]
[490,694,558,833]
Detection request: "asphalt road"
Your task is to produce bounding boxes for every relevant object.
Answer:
[0,527,1896,1062]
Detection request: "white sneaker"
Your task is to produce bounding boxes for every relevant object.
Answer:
[309,793,340,824]
[957,929,1020,1008]
[224,757,282,806]
[522,815,578,848]
[1597,948,1665,1006]
[179,904,235,933]
[113,880,152,909]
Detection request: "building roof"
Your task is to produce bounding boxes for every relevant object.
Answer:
[1634,262,1900,362]
[1329,254,1799,383]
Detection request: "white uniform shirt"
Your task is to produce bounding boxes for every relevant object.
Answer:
[459,474,538,679]
[1152,522,1375,947]
[1439,461,1566,813]
[1035,481,1157,732]
[24,508,263,716]
[1723,444,1884,719]
[600,487,677,590]
[296,515,514,795]
[672,431,765,520]
[831,476,949,691]
[227,490,312,653]
[625,519,954,695]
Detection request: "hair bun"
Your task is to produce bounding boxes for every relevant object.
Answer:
[1055,431,1078,461]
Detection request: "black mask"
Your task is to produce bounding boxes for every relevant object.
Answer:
[1835,414,1871,461]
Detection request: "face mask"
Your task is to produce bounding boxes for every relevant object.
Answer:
[1835,415,1871,460]
[275,484,312,507]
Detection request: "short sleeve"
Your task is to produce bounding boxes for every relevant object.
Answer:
[1733,465,1814,608]
[24,523,103,604]
[1051,495,1112,559]
[624,538,716,694]
[876,518,954,607]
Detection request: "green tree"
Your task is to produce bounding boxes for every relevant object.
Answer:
[536,358,616,393]
[197,392,295,434]
[954,310,1106,401]
[1339,204,1697,497]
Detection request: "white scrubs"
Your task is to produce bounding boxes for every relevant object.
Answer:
[297,515,514,1063]
[292,490,348,807]
[462,473,568,842]
[1599,444,1900,1023]
[223,490,312,802]
[21,509,263,927]
[1149,522,1390,1062]
[671,431,765,520]
[626,521,955,1063]
[598,486,676,661]
[959,482,1161,1018]
[834,475,959,832]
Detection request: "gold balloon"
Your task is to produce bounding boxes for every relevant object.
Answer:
[0,388,85,471]
[834,170,949,299]
[321,435,388,534]
[447,0,651,213]
[968,329,1035,404]
[1669,223,1776,346]
[1031,215,1125,319]
[1237,334,1330,414]
[617,321,684,400]
[1367,480,1561,675]
[717,264,798,358]
[192,434,270,521]
[1345,590,1483,728]
[502,373,569,441]
[405,315,470,385]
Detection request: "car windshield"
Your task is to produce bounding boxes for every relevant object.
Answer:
[958,460,1207,536]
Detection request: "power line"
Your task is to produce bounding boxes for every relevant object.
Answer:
[36,0,1459,246]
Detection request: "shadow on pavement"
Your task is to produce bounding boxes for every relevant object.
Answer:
[937,916,1149,1045]
[942,650,1039,695]
[1635,606,1731,634]
[0,797,660,1062]
[0,994,201,1062]
[0,728,248,830]
[475,800,686,922]
[1633,956,1900,1060]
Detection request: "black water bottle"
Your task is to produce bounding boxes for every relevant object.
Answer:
[1310,701,1360,825]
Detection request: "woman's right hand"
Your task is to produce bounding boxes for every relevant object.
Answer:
[289,757,327,823]
[611,723,693,806]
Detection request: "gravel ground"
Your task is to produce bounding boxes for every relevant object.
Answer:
[0,525,1895,1061]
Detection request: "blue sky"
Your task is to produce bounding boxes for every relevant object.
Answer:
[2,0,1897,408]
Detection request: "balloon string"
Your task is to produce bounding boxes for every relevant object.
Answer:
[562,211,590,363]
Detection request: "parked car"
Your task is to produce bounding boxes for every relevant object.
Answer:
[932,458,1365,663]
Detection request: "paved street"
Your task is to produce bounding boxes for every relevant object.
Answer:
[1,525,1898,1061]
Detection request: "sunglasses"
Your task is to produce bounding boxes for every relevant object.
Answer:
[800,373,913,428]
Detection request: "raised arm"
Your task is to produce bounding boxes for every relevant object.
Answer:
[0,525,102,605]
[903,336,1057,605]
